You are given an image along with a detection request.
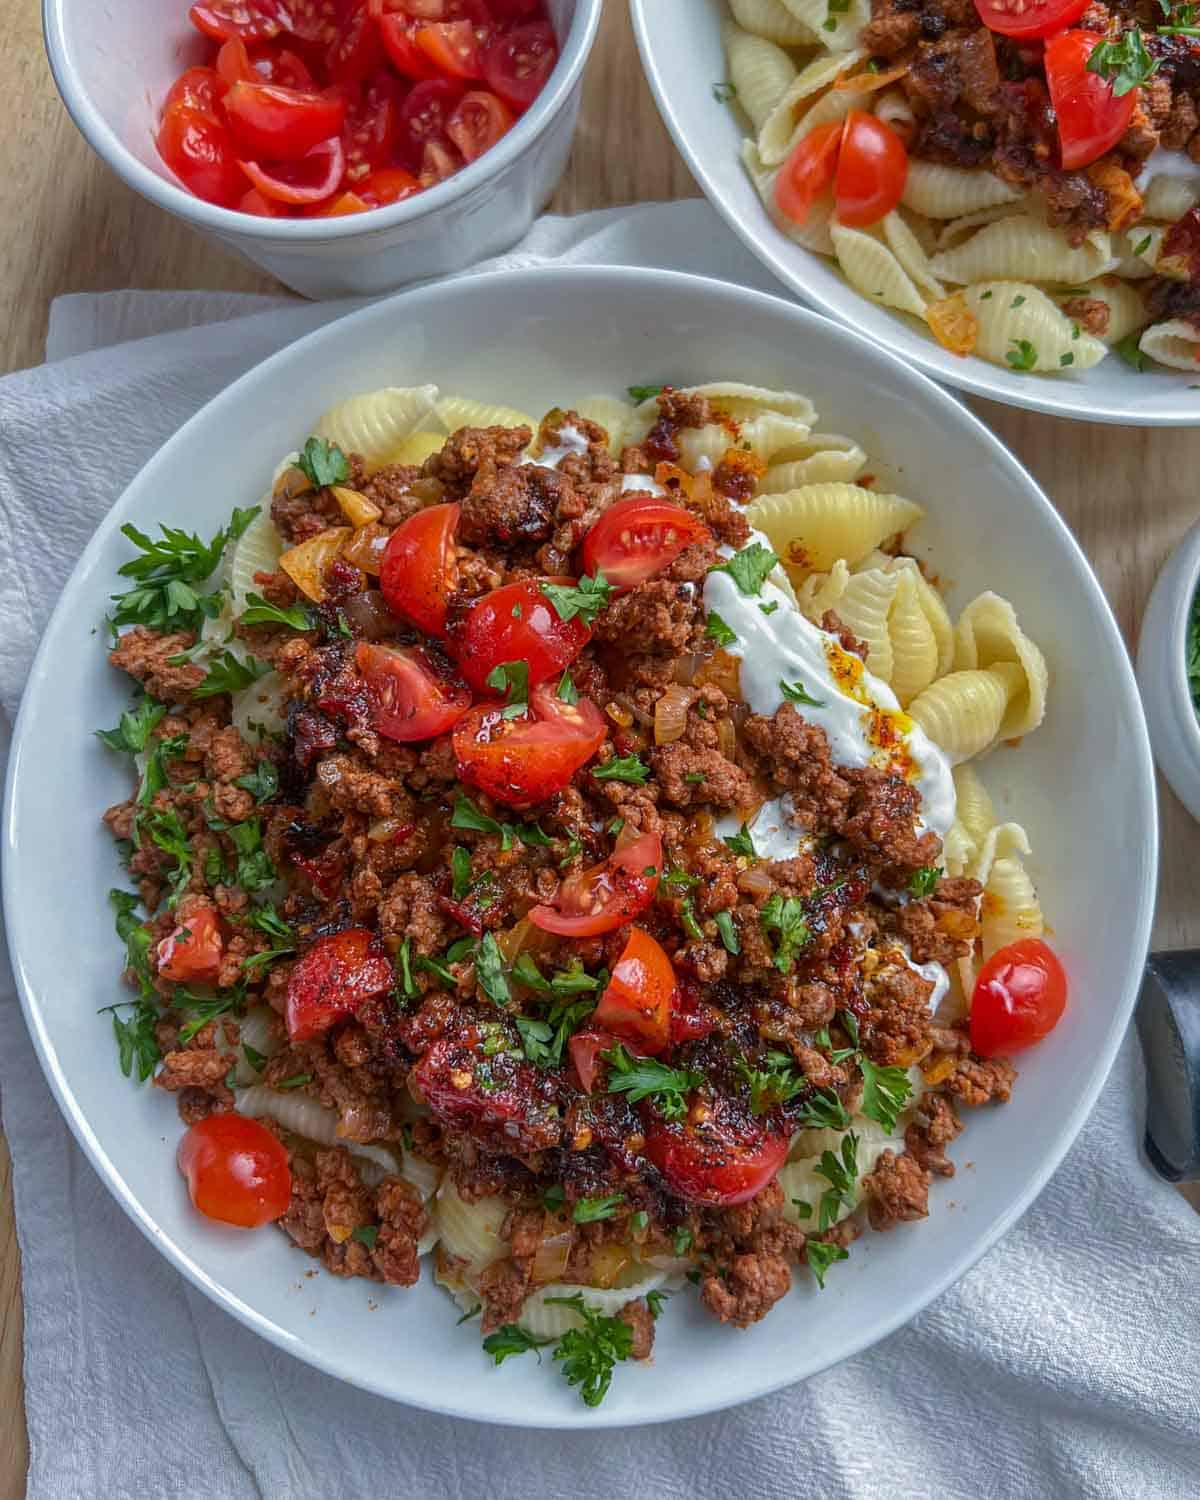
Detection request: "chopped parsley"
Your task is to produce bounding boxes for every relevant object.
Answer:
[714,909,740,954]
[133,732,188,834]
[106,999,161,1082]
[723,822,758,860]
[451,845,473,900]
[672,1227,694,1256]
[806,1239,850,1289]
[351,1225,379,1250]
[735,1049,811,1115]
[907,864,941,898]
[417,953,458,987]
[227,818,275,893]
[630,1210,649,1233]
[627,384,664,402]
[557,668,579,704]
[1115,333,1147,371]
[1133,232,1152,256]
[457,1304,483,1326]
[603,1044,702,1120]
[395,937,418,1001]
[512,954,601,998]
[144,807,193,908]
[193,650,270,699]
[1087,27,1158,96]
[276,1072,312,1090]
[573,1194,625,1223]
[296,436,350,489]
[242,1042,267,1072]
[646,1289,668,1319]
[780,678,825,708]
[542,1183,567,1212]
[177,989,243,1045]
[234,760,280,805]
[794,1089,851,1131]
[592,754,649,785]
[239,592,315,631]
[814,1131,859,1231]
[1060,353,1075,368]
[482,1325,554,1365]
[475,932,511,1006]
[451,792,548,853]
[859,1055,912,1134]
[1010,294,1026,308]
[545,1294,636,1407]
[704,611,737,648]
[1005,339,1038,372]
[759,892,811,973]
[712,542,779,597]
[540,571,614,626]
[96,697,166,754]
[485,659,530,718]
[759,600,779,617]
[110,508,258,632]
[712,80,738,103]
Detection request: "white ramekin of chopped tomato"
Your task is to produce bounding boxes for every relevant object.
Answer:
[43,0,602,298]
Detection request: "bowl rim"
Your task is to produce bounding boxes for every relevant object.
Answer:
[41,0,602,244]
[1,264,1159,1425]
[629,0,1200,427]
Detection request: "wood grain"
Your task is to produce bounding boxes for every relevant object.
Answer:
[0,3,1196,1494]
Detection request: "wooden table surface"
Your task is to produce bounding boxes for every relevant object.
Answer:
[2,3,1198,1494]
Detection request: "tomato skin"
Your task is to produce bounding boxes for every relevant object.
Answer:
[973,0,1090,39]
[592,928,675,1055]
[410,1029,563,1153]
[568,1028,620,1094]
[178,1114,292,1228]
[189,1,288,43]
[643,1098,789,1207]
[239,187,288,215]
[380,15,445,80]
[327,2,387,85]
[164,66,227,119]
[528,831,662,938]
[415,19,483,79]
[482,21,557,110]
[453,682,606,807]
[359,165,422,204]
[158,106,246,207]
[446,89,515,161]
[775,121,841,226]
[284,927,394,1042]
[454,578,591,692]
[579,496,712,593]
[669,979,719,1044]
[1045,30,1137,169]
[835,111,908,228]
[378,502,460,635]
[157,906,224,983]
[238,134,346,203]
[356,640,472,742]
[969,938,1067,1057]
[223,81,347,160]
[397,77,465,168]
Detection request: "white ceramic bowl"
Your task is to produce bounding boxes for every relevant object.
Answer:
[3,266,1157,1426]
[1138,521,1200,821]
[43,0,601,299]
[631,0,1200,425]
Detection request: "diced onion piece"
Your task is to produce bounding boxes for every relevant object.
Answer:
[331,485,382,527]
[716,717,737,760]
[273,464,313,501]
[498,917,553,964]
[739,863,774,896]
[694,649,742,699]
[606,700,634,729]
[531,1222,575,1285]
[654,684,692,745]
[588,1242,634,1288]
[279,526,352,603]
[341,524,390,577]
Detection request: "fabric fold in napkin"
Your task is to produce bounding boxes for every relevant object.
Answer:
[0,201,1197,1499]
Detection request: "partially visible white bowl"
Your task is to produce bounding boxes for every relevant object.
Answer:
[3,267,1157,1425]
[631,0,1200,425]
[1138,521,1200,821]
[43,0,600,299]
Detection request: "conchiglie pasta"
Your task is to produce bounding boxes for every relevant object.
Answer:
[874,87,915,144]
[388,430,447,466]
[676,411,813,470]
[936,203,1031,251]
[227,504,284,611]
[796,557,851,619]
[722,19,798,129]
[830,224,928,317]
[730,0,819,45]
[941,818,976,878]
[757,51,864,162]
[314,385,440,468]
[230,669,288,742]
[961,283,1108,373]
[901,161,1024,219]
[952,763,997,848]
[779,0,870,50]
[1056,278,1150,346]
[779,1119,899,1226]
[827,566,899,680]
[572,394,637,453]
[761,434,868,490]
[748,484,924,576]
[234,1086,401,1176]
[882,211,945,300]
[1141,175,1199,223]
[671,381,818,423]
[930,221,1116,284]
[887,566,942,705]
[980,855,1045,959]
[969,819,1031,887]
[954,591,1049,739]
[435,394,536,434]
[517,1270,673,1339]
[1138,317,1200,370]
[907,662,1026,762]
[232,1005,283,1085]
[433,1177,510,1274]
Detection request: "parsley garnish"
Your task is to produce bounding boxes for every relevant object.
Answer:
[723,823,757,860]
[106,999,161,1082]
[512,954,601,998]
[1087,27,1158,96]
[735,1049,811,1115]
[242,1043,266,1072]
[714,909,740,954]
[646,1289,668,1319]
[705,611,737,648]
[794,1089,851,1130]
[475,931,511,1006]
[907,864,941,898]
[573,1194,625,1223]
[351,1225,379,1250]
[176,990,242,1045]
[1005,339,1038,372]
[673,1227,694,1256]
[759,892,811,972]
[96,697,166,754]
[592,754,649,785]
[712,80,738,103]
[110,508,258,632]
[814,1131,859,1231]
[545,1294,635,1407]
[628,384,664,402]
[457,1305,483,1325]
[1060,353,1075,368]
[780,678,825,708]
[234,760,280,805]
[193,650,270,699]
[485,659,530,718]
[482,1325,554,1365]
[396,937,418,1002]
[1010,294,1026,308]
[144,806,193,907]
[451,846,472,900]
[859,1055,913,1134]
[806,1239,849,1289]
[417,953,457,987]
[227,818,275,893]
[239,592,315,631]
[296,436,350,489]
[540,571,614,626]
[276,1072,312,1090]
[630,1210,649,1233]
[1133,232,1152,256]
[712,542,779,597]
[133,733,188,838]
[557,669,579,704]
[759,600,779,617]
[1115,333,1147,371]
[603,1044,701,1119]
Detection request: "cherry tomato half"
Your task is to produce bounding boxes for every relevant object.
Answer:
[643,1096,789,1207]
[356,640,472,742]
[284,927,394,1042]
[580,496,712,593]
[224,81,347,161]
[446,89,515,162]
[327,2,387,85]
[397,77,465,169]
[973,0,1090,39]
[453,682,606,807]
[775,121,841,227]
[592,927,676,1055]
[454,577,591,692]
[969,937,1067,1057]
[344,72,405,180]
[379,502,460,636]
[835,111,908,228]
[415,19,483,79]
[164,66,227,119]
[482,21,557,110]
[239,187,288,215]
[157,906,224,983]
[189,0,289,43]
[216,37,315,90]
[239,133,347,202]
[158,105,246,207]
[178,1113,292,1228]
[379,14,445,81]
[528,830,662,938]
[410,1029,562,1153]
[568,1028,620,1093]
[359,165,422,204]
[1045,30,1136,170]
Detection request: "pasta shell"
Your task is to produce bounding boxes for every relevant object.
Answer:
[1141,175,1198,223]
[831,223,928,316]
[980,855,1044,960]
[227,504,284,612]
[435,395,536,434]
[779,1119,899,1226]
[758,50,865,164]
[962,282,1109,373]
[230,669,288,743]
[930,221,1116,285]
[779,0,871,50]
[936,203,1031,252]
[907,663,1025,762]
[969,820,1032,887]
[748,484,924,576]
[1054,278,1149,347]
[882,210,945,300]
[572,394,637,454]
[730,0,819,45]
[891,559,954,678]
[886,566,940,706]
[433,1176,510,1274]
[387,430,448,467]
[517,1270,674,1339]
[902,162,1024,219]
[795,558,851,621]
[722,18,798,130]
[668,381,818,422]
[952,763,997,847]
[232,1006,283,1086]
[762,435,868,491]
[941,818,977,879]
[874,87,915,144]
[314,385,440,469]
[828,567,900,681]
[1138,317,1200,370]
[954,591,1049,739]
[235,1085,401,1176]
[1110,223,1166,278]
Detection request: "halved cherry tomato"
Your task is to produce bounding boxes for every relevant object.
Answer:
[164,66,227,119]
[239,134,346,202]
[360,165,422,204]
[568,1028,620,1093]
[379,502,460,634]
[380,14,445,79]
[284,926,394,1041]
[482,21,557,110]
[224,81,347,160]
[969,937,1067,1057]
[489,0,541,17]
[397,77,465,167]
[973,0,1090,39]
[669,979,720,1044]
[239,187,289,215]
[593,928,675,1055]
[419,139,463,185]
[189,1,289,43]
[158,105,246,207]
[415,19,483,78]
[314,190,371,214]
[356,640,472,741]
[1045,30,1137,170]
[280,0,344,44]
[836,111,908,228]
[453,682,606,806]
[218,37,318,90]
[177,1113,291,1228]
[446,89,514,161]
[643,1096,789,1207]
[157,906,224,983]
[328,2,387,84]
[774,121,841,227]
[580,496,712,593]
[454,577,591,692]
[528,830,662,937]
[344,71,405,181]
[410,1029,563,1153]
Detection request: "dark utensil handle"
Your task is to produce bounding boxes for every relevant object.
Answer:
[1138,950,1200,1183]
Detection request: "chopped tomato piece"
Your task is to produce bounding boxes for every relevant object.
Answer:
[973,0,1090,39]
[189,1,289,43]
[446,89,515,162]
[158,105,246,207]
[313,190,371,214]
[157,906,224,983]
[164,66,227,118]
[239,187,289,215]
[284,927,394,1041]
[218,37,317,89]
[453,577,591,692]
[669,979,720,1044]
[380,14,445,79]
[593,928,676,1055]
[397,77,465,168]
[579,496,712,593]
[528,831,662,938]
[643,1096,789,1207]
[356,640,472,742]
[482,20,557,110]
[835,111,908,228]
[327,2,387,84]
[411,1029,563,1153]
[224,81,347,161]
[415,19,483,79]
[178,1114,292,1228]
[453,682,606,807]
[774,122,841,227]
[1045,30,1137,170]
[378,502,460,635]
[344,72,405,180]
[238,134,346,203]
[419,139,463,185]
[568,1028,620,1093]
[359,165,422,204]
[969,938,1067,1057]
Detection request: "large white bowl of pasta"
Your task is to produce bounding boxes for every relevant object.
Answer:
[632,0,1200,424]
[3,264,1156,1425]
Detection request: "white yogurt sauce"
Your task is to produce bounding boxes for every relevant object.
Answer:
[521,423,590,469]
[621,472,667,495]
[907,954,951,1013]
[1134,149,1200,193]
[714,795,812,863]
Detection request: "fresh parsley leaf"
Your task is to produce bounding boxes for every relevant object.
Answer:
[646,1289,668,1319]
[672,1227,694,1256]
[759,892,811,973]
[276,1072,312,1090]
[712,80,737,103]
[735,1050,811,1115]
[451,846,473,901]
[806,1239,849,1289]
[592,754,649,785]
[515,1015,555,1064]
[486,659,530,719]
[678,895,703,940]
[714,909,740,954]
[1010,294,1026,308]
[457,1305,483,1326]
[759,600,779,617]
[110,509,258,632]
[542,1183,567,1212]
[793,1089,851,1130]
[712,542,779,597]
[193,650,270,700]
[144,807,193,908]
[475,931,511,1006]
[134,733,188,828]
[540,571,614,626]
[545,1294,635,1406]
[417,953,458,987]
[557,668,579,704]
[630,1210,649,1233]
[482,1325,554,1366]
[234,760,279,804]
[859,1055,912,1134]
[227,818,275,893]
[723,823,757,860]
[296,436,350,489]
[446,937,477,963]
[1087,27,1158,96]
[107,999,161,1082]
[177,989,242,1045]
[604,1044,702,1120]
[704,611,737,648]
[351,1225,379,1250]
[792,1199,813,1219]
[1005,339,1038,372]
[96,697,166,754]
[243,902,293,943]
[907,864,941,898]
[1133,232,1152,256]
[1115,333,1147,372]
[396,937,418,1001]
[814,1131,859,1231]
[780,678,825,708]
[452,793,514,850]
[1060,353,1075,368]
[240,592,315,631]
[627,384,664,402]
[573,1194,625,1223]
[243,1042,267,1072]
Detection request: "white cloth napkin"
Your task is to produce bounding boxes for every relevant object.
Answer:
[1,201,1197,1499]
